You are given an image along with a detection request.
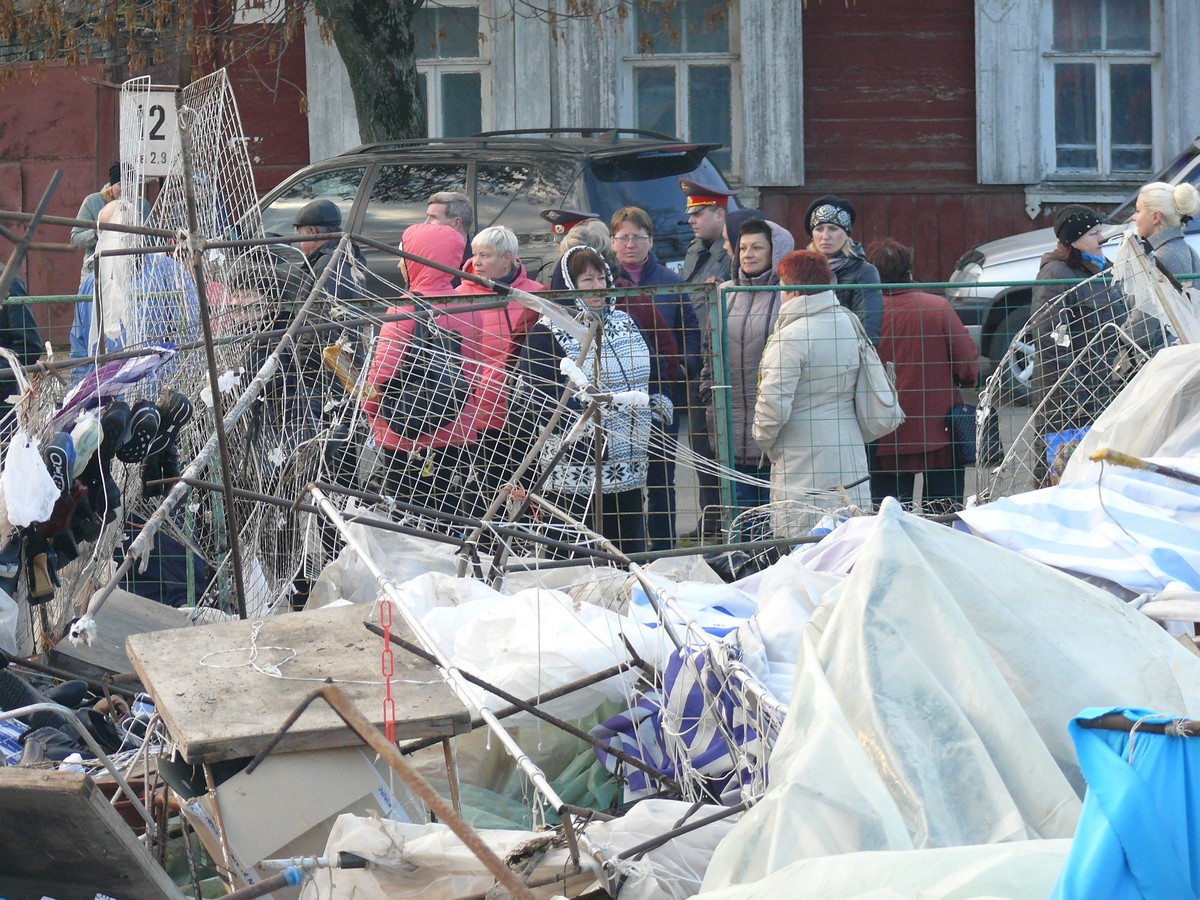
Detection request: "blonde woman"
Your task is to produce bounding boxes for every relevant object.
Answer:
[1131,181,1200,282]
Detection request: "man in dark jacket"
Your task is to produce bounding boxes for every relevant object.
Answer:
[293,198,366,302]
[678,180,733,540]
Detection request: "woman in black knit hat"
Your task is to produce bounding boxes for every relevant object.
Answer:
[804,194,883,346]
[1029,203,1127,485]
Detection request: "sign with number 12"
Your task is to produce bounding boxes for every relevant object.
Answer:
[136,91,178,178]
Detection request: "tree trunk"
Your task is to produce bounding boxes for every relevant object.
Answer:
[311,0,424,143]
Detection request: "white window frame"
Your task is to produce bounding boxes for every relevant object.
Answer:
[415,0,492,138]
[1038,0,1163,181]
[617,1,743,178]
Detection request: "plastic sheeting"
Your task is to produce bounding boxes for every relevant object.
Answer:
[703,840,1072,899]
[701,499,1200,893]
[303,799,739,900]
[1060,343,1200,483]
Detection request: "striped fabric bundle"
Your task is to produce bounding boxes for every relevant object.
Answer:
[958,457,1200,595]
[590,644,763,800]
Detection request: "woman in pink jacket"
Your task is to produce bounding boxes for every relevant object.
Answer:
[365,222,482,524]
[454,225,544,510]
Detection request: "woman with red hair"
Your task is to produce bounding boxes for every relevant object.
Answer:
[753,249,869,535]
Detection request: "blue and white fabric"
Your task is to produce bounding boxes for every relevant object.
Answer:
[957,457,1200,595]
[591,644,762,801]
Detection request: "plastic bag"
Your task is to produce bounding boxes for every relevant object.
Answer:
[2,431,60,527]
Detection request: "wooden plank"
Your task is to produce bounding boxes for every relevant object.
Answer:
[50,588,189,684]
[0,768,182,899]
[127,602,471,764]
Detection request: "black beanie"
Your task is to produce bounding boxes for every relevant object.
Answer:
[108,161,121,185]
[1053,204,1103,246]
[805,195,855,235]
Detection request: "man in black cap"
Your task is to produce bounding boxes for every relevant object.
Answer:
[293,198,366,301]
[541,208,599,237]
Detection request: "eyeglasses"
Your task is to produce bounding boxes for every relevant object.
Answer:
[613,234,651,246]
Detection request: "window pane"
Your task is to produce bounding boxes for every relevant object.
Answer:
[1055,63,1097,171]
[359,163,468,291]
[439,7,480,58]
[1110,64,1153,171]
[1053,0,1101,51]
[634,2,685,54]
[441,72,482,137]
[260,167,366,238]
[688,66,732,172]
[414,6,480,59]
[1105,0,1150,50]
[416,73,429,137]
[635,0,730,55]
[636,66,677,136]
[685,0,731,54]
[476,161,578,277]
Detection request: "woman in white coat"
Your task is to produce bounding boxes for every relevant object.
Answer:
[753,249,869,536]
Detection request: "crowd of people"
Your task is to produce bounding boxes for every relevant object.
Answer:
[58,161,1199,563]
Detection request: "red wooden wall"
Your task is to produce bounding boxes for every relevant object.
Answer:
[0,25,311,346]
[759,0,1054,282]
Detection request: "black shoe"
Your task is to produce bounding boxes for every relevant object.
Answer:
[79,454,122,525]
[52,528,79,565]
[147,390,193,458]
[70,488,103,544]
[43,433,75,497]
[114,399,161,464]
[142,391,193,498]
[99,401,131,462]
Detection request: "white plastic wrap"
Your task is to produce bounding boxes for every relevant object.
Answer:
[0,586,17,654]
[701,499,1200,892]
[408,573,649,723]
[2,431,60,527]
[1060,343,1200,483]
[303,799,739,900]
[702,840,1072,899]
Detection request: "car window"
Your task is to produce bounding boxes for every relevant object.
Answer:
[260,167,366,238]
[583,155,736,265]
[475,162,573,279]
[359,162,468,291]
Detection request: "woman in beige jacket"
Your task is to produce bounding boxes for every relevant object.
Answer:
[754,250,869,536]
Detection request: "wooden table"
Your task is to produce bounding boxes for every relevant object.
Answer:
[127,602,471,764]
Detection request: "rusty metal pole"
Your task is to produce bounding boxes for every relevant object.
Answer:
[248,685,537,900]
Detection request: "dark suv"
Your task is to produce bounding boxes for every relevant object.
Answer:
[257,128,737,293]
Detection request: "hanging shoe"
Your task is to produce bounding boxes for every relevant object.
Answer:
[52,528,79,566]
[147,390,193,458]
[142,391,193,499]
[42,432,75,497]
[70,412,102,479]
[26,536,59,604]
[114,399,161,464]
[70,488,103,544]
[34,480,86,540]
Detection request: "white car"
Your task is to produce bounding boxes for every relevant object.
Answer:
[946,138,1200,369]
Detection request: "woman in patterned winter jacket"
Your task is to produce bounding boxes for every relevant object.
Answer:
[511,246,673,555]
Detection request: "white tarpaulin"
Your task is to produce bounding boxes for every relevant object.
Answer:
[701,499,1200,894]
[1060,343,1200,483]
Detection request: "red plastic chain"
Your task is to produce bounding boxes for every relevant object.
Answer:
[380,600,396,743]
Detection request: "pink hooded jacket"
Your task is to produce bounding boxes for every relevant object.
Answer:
[455,259,544,433]
[365,223,482,451]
